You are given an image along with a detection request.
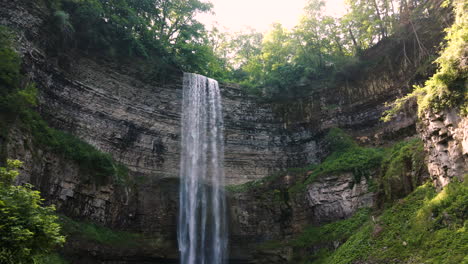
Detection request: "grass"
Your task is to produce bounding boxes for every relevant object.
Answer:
[254,208,372,263]
[326,180,467,264]
[291,208,372,249]
[256,180,467,264]
[60,215,142,247]
[59,215,169,253]
[290,128,384,194]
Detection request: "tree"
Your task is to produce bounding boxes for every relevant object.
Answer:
[148,0,213,49]
[0,160,65,264]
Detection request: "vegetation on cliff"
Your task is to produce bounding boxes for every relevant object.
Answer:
[227,129,426,199]
[324,180,467,264]
[60,215,161,248]
[44,0,225,78]
[226,128,384,194]
[379,138,426,203]
[382,0,467,120]
[40,0,449,97]
[0,160,65,264]
[0,26,128,185]
[209,0,449,97]
[257,180,467,264]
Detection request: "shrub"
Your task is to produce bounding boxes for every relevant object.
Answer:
[0,160,65,264]
[327,181,467,264]
[380,138,427,202]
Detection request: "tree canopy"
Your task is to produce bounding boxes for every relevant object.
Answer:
[44,0,451,97]
[203,0,447,97]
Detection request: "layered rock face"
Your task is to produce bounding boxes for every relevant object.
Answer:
[228,171,374,262]
[1,0,465,263]
[419,109,468,189]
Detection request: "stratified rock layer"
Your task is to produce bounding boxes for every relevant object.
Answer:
[419,109,468,189]
[1,0,465,262]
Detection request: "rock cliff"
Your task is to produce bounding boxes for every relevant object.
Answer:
[0,0,466,263]
[419,109,467,189]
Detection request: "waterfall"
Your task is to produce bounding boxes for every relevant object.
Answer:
[178,73,228,264]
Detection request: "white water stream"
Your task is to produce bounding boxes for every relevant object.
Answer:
[178,73,228,264]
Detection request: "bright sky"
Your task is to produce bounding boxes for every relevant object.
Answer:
[198,0,348,33]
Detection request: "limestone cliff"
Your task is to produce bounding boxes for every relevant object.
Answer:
[419,109,467,189]
[0,0,466,263]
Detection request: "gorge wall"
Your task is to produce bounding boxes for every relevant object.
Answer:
[1,0,466,263]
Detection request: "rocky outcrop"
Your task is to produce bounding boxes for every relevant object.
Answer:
[228,171,375,261]
[419,109,468,189]
[0,0,460,263]
[306,172,374,223]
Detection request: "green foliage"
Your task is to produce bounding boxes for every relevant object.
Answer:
[292,208,372,248]
[44,0,221,77]
[48,10,74,50]
[33,253,68,264]
[0,27,20,94]
[324,181,467,264]
[210,0,444,97]
[23,110,120,185]
[0,159,22,185]
[0,160,65,264]
[416,0,468,115]
[0,26,128,186]
[380,138,426,202]
[60,215,141,247]
[383,0,467,120]
[323,128,357,152]
[288,208,372,263]
[291,128,384,194]
[228,128,384,195]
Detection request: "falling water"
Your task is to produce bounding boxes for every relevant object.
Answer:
[178,73,228,264]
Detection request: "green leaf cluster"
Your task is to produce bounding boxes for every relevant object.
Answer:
[43,0,226,78]
[291,208,372,249]
[0,160,65,264]
[383,0,467,120]
[380,138,426,202]
[211,0,446,97]
[60,215,141,247]
[290,128,384,194]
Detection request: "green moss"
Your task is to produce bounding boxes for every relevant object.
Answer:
[325,180,467,264]
[380,138,426,202]
[229,128,385,195]
[291,208,372,249]
[255,208,372,263]
[60,216,141,247]
[288,208,371,263]
[290,129,384,194]
[417,0,468,115]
